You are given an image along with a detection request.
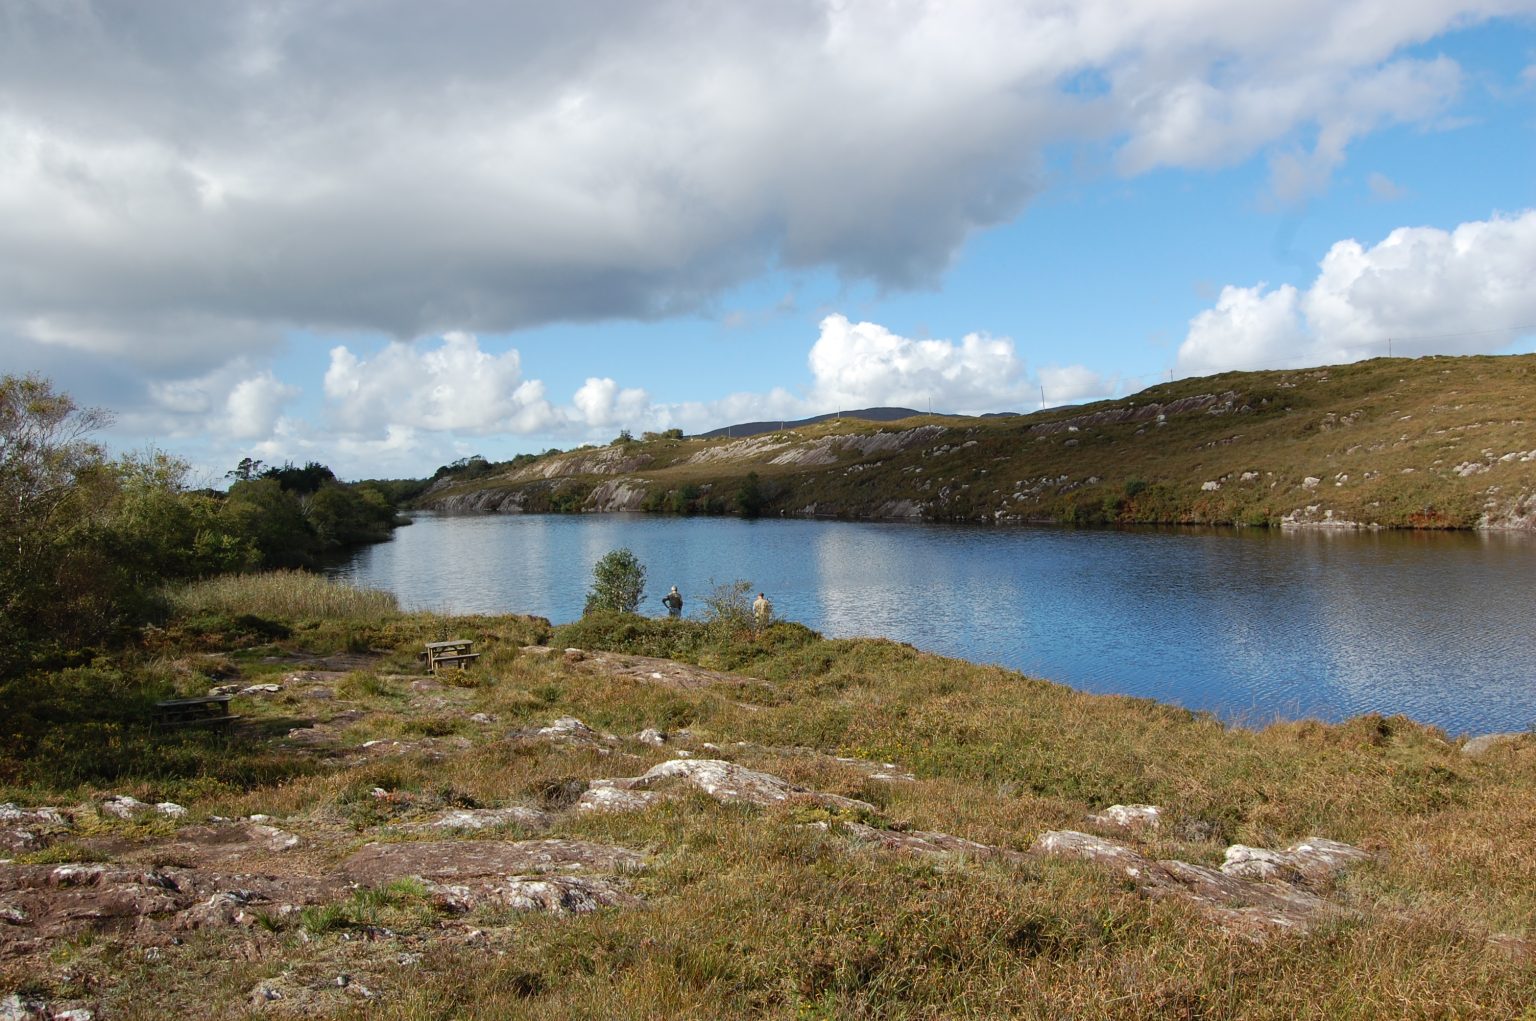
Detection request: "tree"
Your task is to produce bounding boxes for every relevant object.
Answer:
[701,578,754,632]
[221,478,316,568]
[735,471,766,518]
[1,374,112,550]
[226,456,267,482]
[583,548,646,615]
[263,460,336,494]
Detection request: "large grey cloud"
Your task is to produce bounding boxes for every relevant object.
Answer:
[4,0,1530,372]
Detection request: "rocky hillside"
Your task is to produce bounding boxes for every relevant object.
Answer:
[420,353,1536,529]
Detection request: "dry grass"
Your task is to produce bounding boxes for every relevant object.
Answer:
[3,606,1534,1018]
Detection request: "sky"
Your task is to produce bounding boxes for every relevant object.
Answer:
[2,1,1535,483]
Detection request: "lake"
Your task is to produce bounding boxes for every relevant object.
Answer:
[330,513,1536,736]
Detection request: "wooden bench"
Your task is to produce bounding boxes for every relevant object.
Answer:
[423,639,480,674]
[153,695,237,731]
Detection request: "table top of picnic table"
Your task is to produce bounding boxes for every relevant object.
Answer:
[424,639,474,650]
[155,695,233,708]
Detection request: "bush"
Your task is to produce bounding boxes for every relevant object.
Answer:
[701,579,754,634]
[583,548,646,615]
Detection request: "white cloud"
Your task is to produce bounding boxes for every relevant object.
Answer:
[572,378,652,429]
[0,1,1520,370]
[323,333,560,436]
[1177,209,1536,375]
[1178,284,1309,375]
[1038,364,1119,405]
[226,372,299,440]
[137,360,297,441]
[806,314,1032,413]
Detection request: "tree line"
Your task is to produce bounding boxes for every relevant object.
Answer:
[0,374,403,676]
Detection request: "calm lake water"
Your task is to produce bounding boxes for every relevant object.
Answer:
[331,513,1536,735]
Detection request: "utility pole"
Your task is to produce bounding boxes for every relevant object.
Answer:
[1039,385,1045,411]
[1388,337,1392,358]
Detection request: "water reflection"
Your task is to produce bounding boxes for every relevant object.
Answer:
[331,514,1536,735]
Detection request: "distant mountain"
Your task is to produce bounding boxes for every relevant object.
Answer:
[698,407,956,439]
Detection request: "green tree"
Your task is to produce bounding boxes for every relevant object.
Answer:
[221,477,317,568]
[0,375,116,671]
[734,471,766,518]
[584,548,646,615]
[226,456,267,482]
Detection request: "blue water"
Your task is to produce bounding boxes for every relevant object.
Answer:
[331,513,1536,735]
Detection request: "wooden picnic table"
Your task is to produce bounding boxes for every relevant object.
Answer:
[423,639,480,674]
[153,695,237,731]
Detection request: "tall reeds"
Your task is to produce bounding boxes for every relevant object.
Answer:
[166,570,399,620]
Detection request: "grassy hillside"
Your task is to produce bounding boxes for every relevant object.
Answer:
[0,576,1531,1018]
[422,354,1536,529]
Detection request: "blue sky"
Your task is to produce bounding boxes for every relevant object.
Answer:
[2,2,1534,482]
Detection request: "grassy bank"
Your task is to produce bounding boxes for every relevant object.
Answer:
[421,353,1536,530]
[0,578,1532,1018]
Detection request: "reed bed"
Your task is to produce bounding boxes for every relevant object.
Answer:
[166,570,401,621]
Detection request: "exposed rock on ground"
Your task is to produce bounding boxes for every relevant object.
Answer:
[1461,732,1527,758]
[0,806,71,855]
[530,647,766,691]
[1031,830,1370,937]
[410,807,551,832]
[339,839,646,884]
[1086,804,1162,832]
[425,875,638,915]
[0,861,339,948]
[339,839,645,917]
[588,758,877,814]
[816,821,1026,863]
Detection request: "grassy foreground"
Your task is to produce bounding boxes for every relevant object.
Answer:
[1,575,1533,1018]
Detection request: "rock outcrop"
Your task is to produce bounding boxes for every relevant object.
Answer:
[1031,830,1371,937]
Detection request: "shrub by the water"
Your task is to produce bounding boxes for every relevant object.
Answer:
[583,548,646,615]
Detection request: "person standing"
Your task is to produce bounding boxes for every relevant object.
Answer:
[663,586,683,618]
[752,591,772,628]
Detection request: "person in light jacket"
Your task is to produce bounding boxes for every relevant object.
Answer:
[752,591,772,628]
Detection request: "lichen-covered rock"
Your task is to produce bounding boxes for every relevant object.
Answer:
[599,759,877,813]
[537,716,596,739]
[1032,830,1370,937]
[1461,732,1525,758]
[1086,804,1162,832]
[556,649,768,690]
[97,795,186,820]
[174,890,267,930]
[575,784,664,814]
[416,807,550,831]
[428,876,638,914]
[818,821,1026,863]
[0,804,71,854]
[339,838,646,885]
